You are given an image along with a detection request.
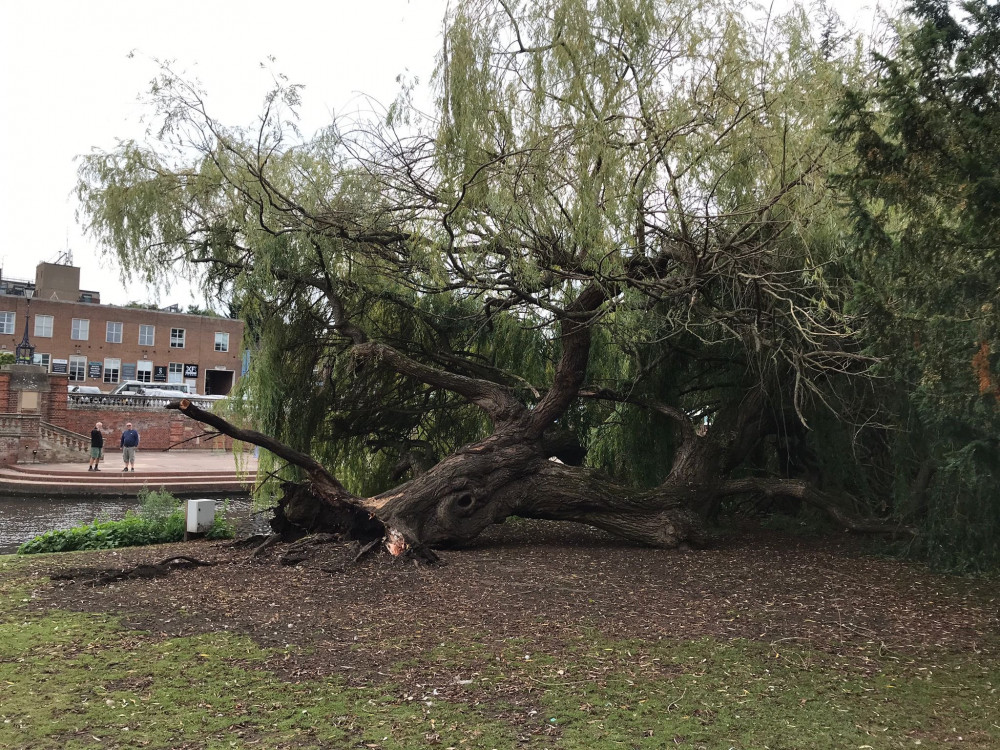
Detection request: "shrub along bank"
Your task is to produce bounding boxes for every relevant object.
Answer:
[16,488,233,554]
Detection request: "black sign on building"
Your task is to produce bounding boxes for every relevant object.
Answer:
[88,361,103,379]
[184,364,199,379]
[153,366,168,382]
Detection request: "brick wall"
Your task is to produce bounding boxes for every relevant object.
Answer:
[0,417,40,465]
[47,374,69,425]
[64,407,238,452]
[0,434,26,465]
[0,367,240,461]
[0,369,42,464]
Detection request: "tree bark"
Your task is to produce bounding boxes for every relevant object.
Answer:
[169,400,710,549]
[168,399,911,553]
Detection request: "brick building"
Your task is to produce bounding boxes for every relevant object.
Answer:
[0,262,243,396]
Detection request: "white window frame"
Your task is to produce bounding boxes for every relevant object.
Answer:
[0,312,14,335]
[103,358,121,384]
[32,352,51,371]
[136,360,153,383]
[106,321,123,344]
[138,324,155,346]
[71,318,89,341]
[214,331,230,352]
[69,355,87,382]
[170,328,186,348]
[168,362,184,383]
[34,315,53,338]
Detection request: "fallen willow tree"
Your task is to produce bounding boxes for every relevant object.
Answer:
[168,352,910,559]
[89,1,917,559]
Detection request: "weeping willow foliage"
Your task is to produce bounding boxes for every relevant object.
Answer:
[433,0,866,413]
[223,278,554,497]
[77,2,880,524]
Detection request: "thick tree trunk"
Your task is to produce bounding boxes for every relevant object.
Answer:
[168,399,910,554]
[354,419,709,548]
[505,460,710,547]
[365,433,710,549]
[168,399,711,550]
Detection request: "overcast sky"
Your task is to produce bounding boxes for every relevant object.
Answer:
[0,0,883,308]
[0,0,449,307]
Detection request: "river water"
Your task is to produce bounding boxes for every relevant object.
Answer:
[0,495,260,554]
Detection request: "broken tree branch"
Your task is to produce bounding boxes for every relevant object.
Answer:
[166,399,351,498]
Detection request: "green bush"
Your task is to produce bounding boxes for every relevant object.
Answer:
[17,488,233,554]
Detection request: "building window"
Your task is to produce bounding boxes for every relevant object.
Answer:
[103,358,121,384]
[71,318,89,341]
[168,362,184,383]
[69,355,86,382]
[138,324,155,346]
[214,332,230,352]
[0,312,14,335]
[137,360,153,383]
[106,321,123,343]
[170,328,185,348]
[34,315,53,338]
[32,353,50,371]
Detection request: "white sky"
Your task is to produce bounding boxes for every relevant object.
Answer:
[0,0,449,307]
[0,0,883,308]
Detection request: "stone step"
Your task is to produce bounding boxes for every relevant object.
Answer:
[0,450,259,499]
[0,467,249,481]
[0,476,252,498]
[0,465,255,498]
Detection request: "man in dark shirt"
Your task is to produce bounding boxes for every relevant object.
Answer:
[120,422,140,472]
[88,421,104,471]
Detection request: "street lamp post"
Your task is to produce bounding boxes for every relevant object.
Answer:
[15,288,35,365]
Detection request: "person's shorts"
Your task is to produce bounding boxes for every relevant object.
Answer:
[90,447,103,459]
[122,446,137,463]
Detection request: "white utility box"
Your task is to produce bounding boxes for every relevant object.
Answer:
[186,499,216,533]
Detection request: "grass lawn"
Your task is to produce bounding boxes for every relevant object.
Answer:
[1,523,997,749]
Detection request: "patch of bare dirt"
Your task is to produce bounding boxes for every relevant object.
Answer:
[26,520,1000,685]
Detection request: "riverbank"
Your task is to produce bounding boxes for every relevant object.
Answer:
[0,451,259,552]
[1,521,997,748]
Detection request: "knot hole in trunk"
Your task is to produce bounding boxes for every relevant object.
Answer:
[454,493,476,516]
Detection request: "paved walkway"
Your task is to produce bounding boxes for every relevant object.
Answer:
[35,450,258,474]
[0,450,259,498]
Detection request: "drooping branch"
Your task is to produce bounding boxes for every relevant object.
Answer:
[309,239,369,346]
[708,386,770,475]
[166,399,352,499]
[578,386,701,464]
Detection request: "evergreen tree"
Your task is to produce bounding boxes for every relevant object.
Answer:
[833,0,1000,569]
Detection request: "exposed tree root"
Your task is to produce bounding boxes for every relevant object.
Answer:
[251,534,281,558]
[49,556,215,586]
